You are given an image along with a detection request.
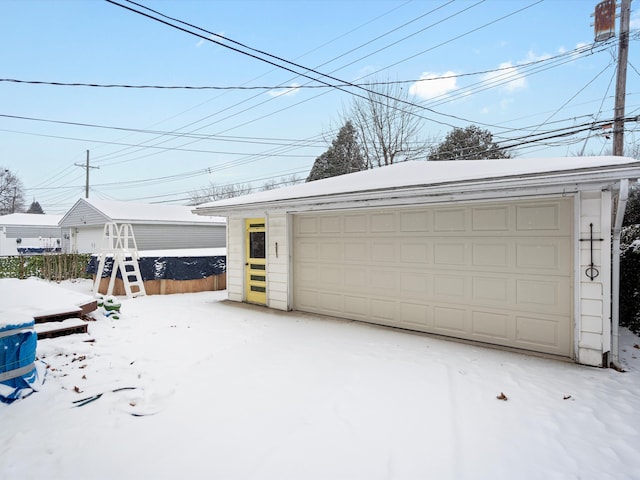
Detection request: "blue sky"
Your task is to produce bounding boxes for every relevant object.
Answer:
[1,0,639,214]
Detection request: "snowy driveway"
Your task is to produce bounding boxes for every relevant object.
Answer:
[1,279,640,479]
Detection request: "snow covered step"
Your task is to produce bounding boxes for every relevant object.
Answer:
[35,318,88,340]
[33,306,82,324]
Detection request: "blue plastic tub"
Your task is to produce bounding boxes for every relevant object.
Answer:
[0,311,38,403]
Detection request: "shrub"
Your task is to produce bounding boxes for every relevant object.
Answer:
[0,253,92,281]
[620,224,640,334]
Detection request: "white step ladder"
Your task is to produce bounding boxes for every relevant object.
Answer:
[92,223,146,298]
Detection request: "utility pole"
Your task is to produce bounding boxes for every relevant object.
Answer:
[613,0,631,156]
[75,150,99,198]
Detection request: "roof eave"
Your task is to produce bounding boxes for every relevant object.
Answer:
[194,167,640,216]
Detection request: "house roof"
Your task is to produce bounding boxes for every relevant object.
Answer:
[0,213,63,227]
[61,198,226,226]
[193,156,640,215]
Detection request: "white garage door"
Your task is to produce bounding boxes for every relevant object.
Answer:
[293,198,573,357]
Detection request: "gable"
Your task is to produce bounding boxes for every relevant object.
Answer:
[59,200,110,227]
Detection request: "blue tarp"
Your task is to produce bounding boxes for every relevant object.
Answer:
[0,318,39,404]
[17,247,62,254]
[87,255,226,281]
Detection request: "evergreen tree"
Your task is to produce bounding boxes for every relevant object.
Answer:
[429,125,511,161]
[306,122,366,182]
[623,185,640,226]
[26,200,45,214]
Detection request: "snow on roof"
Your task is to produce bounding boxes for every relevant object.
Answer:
[83,198,225,224]
[194,156,640,211]
[0,213,63,227]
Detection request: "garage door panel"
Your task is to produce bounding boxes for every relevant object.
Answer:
[400,303,431,328]
[516,238,571,273]
[318,292,343,313]
[400,211,431,232]
[433,274,467,300]
[472,242,510,267]
[296,241,318,260]
[296,289,318,310]
[399,271,430,297]
[516,203,566,232]
[293,199,573,357]
[319,242,343,260]
[371,299,396,322]
[295,264,318,283]
[318,266,343,286]
[344,214,368,233]
[319,215,341,233]
[434,208,467,231]
[345,241,369,261]
[345,268,368,289]
[472,276,509,303]
[516,315,570,352]
[297,216,318,234]
[516,278,571,315]
[434,242,467,265]
[344,295,368,317]
[472,310,511,340]
[433,306,467,333]
[400,241,431,264]
[472,205,510,231]
[371,212,396,232]
[371,269,397,294]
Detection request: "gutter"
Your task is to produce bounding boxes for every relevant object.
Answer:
[611,179,629,369]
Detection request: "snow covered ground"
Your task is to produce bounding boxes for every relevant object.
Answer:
[1,278,640,479]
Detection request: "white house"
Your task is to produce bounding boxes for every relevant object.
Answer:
[0,213,63,256]
[193,156,640,367]
[59,198,226,254]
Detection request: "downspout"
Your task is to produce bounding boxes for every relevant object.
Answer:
[611,179,629,368]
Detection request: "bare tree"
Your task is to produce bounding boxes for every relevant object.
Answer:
[262,174,302,191]
[189,182,252,205]
[347,79,430,168]
[0,167,26,214]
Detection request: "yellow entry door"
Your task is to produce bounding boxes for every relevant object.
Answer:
[245,218,267,304]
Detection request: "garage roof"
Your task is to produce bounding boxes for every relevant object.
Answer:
[193,156,640,214]
[0,213,63,227]
[61,198,226,226]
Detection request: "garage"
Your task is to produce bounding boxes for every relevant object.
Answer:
[293,198,573,356]
[193,156,640,366]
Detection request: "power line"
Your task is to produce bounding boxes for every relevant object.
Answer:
[107,0,464,128]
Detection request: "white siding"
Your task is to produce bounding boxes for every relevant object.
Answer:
[74,226,103,254]
[0,225,61,256]
[266,213,290,311]
[576,190,612,366]
[59,201,108,227]
[226,217,244,303]
[132,224,225,250]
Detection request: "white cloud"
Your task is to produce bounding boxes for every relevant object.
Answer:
[525,50,551,62]
[355,65,378,80]
[500,98,514,110]
[196,32,224,48]
[267,83,301,98]
[409,71,458,100]
[482,61,527,92]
